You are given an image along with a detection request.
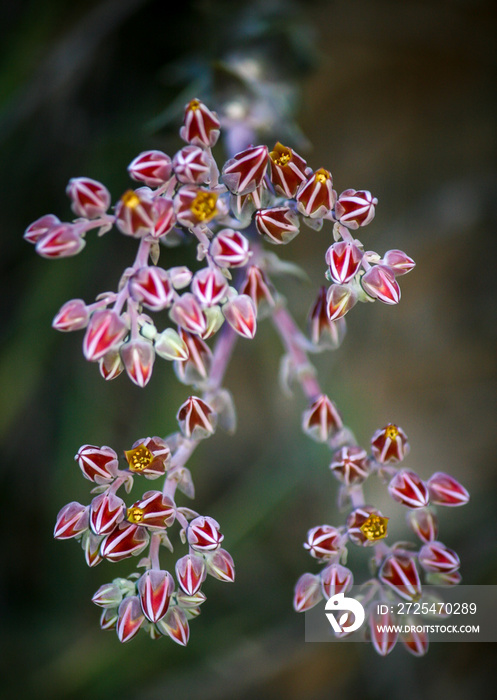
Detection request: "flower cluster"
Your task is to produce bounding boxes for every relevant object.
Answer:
[24,98,413,389]
[25,98,457,656]
[54,424,234,645]
[294,422,469,656]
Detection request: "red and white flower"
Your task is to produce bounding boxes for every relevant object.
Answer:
[406,508,438,543]
[115,189,156,237]
[222,145,269,196]
[100,522,149,562]
[76,444,119,483]
[388,470,430,509]
[205,548,235,582]
[180,98,220,149]
[371,424,409,464]
[128,150,172,187]
[90,492,126,536]
[157,605,190,645]
[210,229,251,268]
[427,472,470,507]
[222,294,257,339]
[329,446,370,486]
[302,394,343,442]
[369,608,398,655]
[379,553,422,600]
[126,491,176,529]
[293,573,323,612]
[170,293,207,336]
[83,309,128,362]
[304,525,342,559]
[335,189,377,229]
[137,569,174,623]
[187,516,224,552]
[54,502,89,539]
[308,286,346,349]
[296,168,335,218]
[24,214,60,244]
[116,596,145,643]
[382,249,416,275]
[177,396,216,439]
[173,145,210,184]
[418,541,460,573]
[326,284,357,321]
[66,177,111,219]
[191,267,228,306]
[361,264,401,305]
[325,241,363,284]
[35,223,85,259]
[124,437,171,479]
[269,142,308,197]
[120,339,155,387]
[255,206,300,245]
[175,554,206,596]
[320,563,353,599]
[129,266,173,310]
[52,299,90,332]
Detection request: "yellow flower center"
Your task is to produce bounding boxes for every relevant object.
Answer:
[270,142,292,167]
[314,168,331,184]
[188,99,201,111]
[190,191,218,222]
[360,513,388,541]
[127,506,144,524]
[125,444,154,472]
[385,424,399,440]
[121,190,141,209]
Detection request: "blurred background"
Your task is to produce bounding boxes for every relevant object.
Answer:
[1,0,496,697]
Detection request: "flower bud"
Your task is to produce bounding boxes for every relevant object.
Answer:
[100,607,118,631]
[169,266,193,289]
[326,284,357,322]
[293,573,323,612]
[54,501,89,539]
[174,331,212,384]
[129,266,173,310]
[90,492,126,535]
[379,553,422,601]
[191,267,229,306]
[427,472,470,507]
[52,299,89,331]
[418,541,460,573]
[157,605,190,645]
[255,206,300,245]
[83,309,128,362]
[175,553,206,595]
[99,350,124,381]
[155,328,189,361]
[24,214,60,244]
[187,515,224,552]
[127,150,172,186]
[269,142,308,197]
[116,596,145,643]
[177,396,216,439]
[304,525,342,559]
[320,563,353,599]
[308,286,346,349]
[361,265,401,304]
[137,569,174,622]
[330,446,370,486]
[152,197,176,238]
[66,177,111,219]
[35,223,85,259]
[406,508,438,543]
[180,98,220,148]
[100,522,149,562]
[371,424,409,464]
[127,491,175,529]
[170,293,207,336]
[121,339,155,387]
[382,249,416,276]
[369,608,398,656]
[388,470,429,509]
[296,168,335,218]
[222,294,257,339]
[81,531,103,567]
[302,394,343,443]
[335,189,377,229]
[239,266,274,314]
[173,145,210,184]
[325,241,363,284]
[401,622,429,656]
[204,548,235,582]
[210,229,251,268]
[92,581,124,608]
[222,145,269,196]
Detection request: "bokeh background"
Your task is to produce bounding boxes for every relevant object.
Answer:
[1,0,496,698]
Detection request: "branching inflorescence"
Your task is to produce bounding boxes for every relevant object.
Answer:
[25,98,468,652]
